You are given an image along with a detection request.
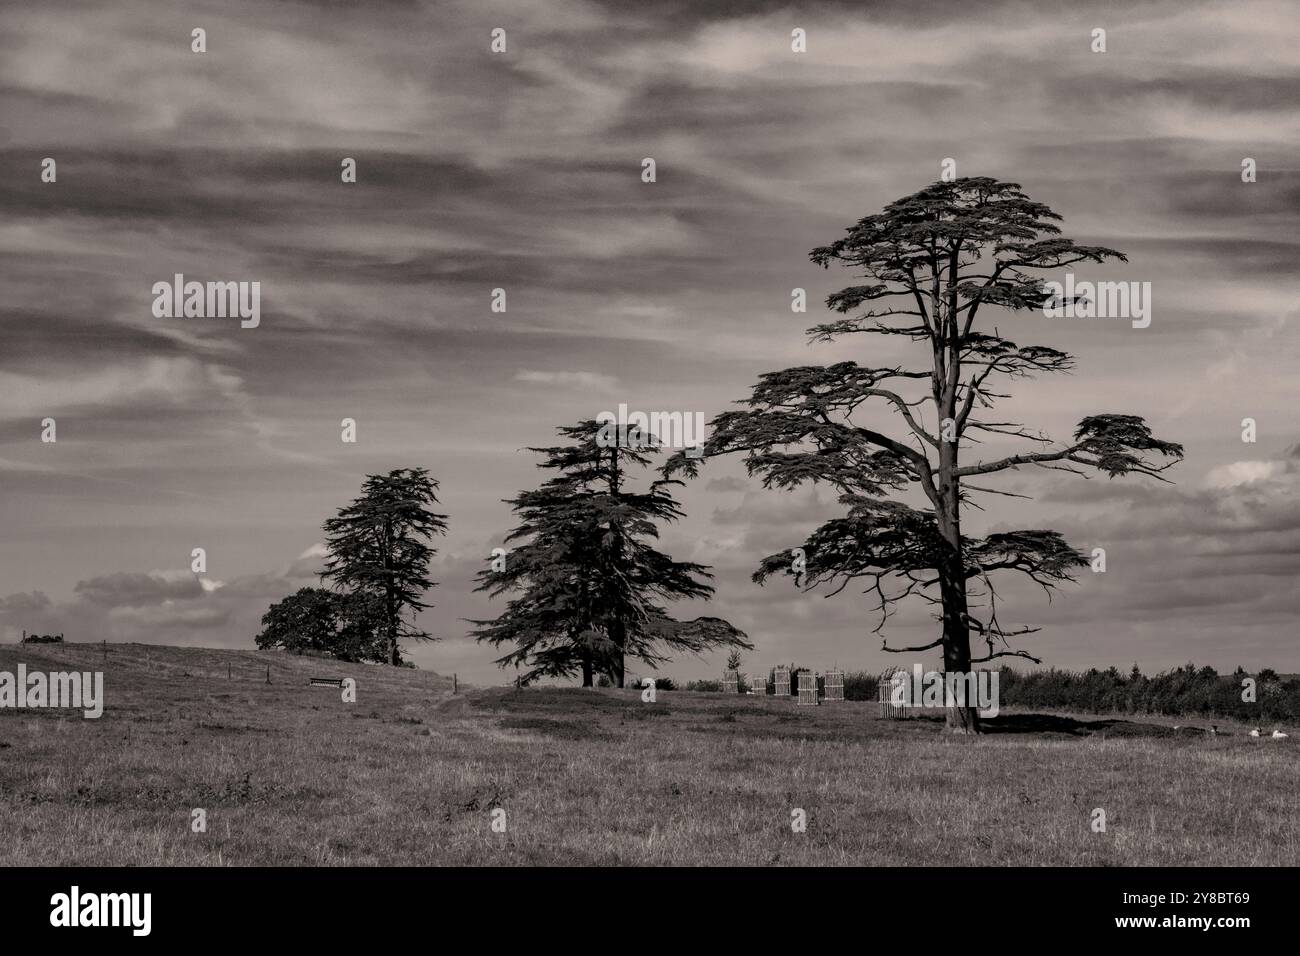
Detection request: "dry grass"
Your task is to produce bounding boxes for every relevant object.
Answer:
[2,643,1297,866]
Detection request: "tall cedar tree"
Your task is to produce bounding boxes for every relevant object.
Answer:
[665,178,1182,733]
[471,421,750,687]
[321,468,448,666]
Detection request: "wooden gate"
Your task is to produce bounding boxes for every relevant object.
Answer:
[797,671,818,706]
[823,668,844,702]
[878,668,909,718]
[774,666,791,697]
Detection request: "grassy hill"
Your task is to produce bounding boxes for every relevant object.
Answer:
[1,643,1297,866]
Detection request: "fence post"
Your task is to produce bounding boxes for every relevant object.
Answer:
[453,673,458,695]
[227,662,232,681]
[265,665,270,684]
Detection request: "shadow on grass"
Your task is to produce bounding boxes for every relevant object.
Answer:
[981,713,1185,737]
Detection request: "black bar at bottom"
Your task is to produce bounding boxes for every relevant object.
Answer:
[0,866,1281,942]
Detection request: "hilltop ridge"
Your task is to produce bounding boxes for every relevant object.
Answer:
[0,641,450,693]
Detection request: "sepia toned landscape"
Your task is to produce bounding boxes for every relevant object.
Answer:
[3,642,1296,867]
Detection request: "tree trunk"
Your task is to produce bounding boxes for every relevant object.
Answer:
[581,653,593,688]
[939,553,979,733]
[386,599,399,666]
[382,517,399,666]
[608,626,625,689]
[607,442,626,690]
[936,372,979,734]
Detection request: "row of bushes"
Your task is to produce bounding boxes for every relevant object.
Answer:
[997,664,1300,722]
[643,663,1300,721]
[20,632,64,644]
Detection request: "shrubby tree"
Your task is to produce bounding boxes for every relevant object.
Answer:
[667,178,1182,733]
[255,586,389,663]
[471,421,750,687]
[321,468,448,666]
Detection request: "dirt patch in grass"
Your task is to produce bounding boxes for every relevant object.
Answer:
[474,688,636,713]
[475,688,671,723]
[497,717,616,741]
[195,721,273,734]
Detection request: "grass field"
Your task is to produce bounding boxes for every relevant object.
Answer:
[2,643,1297,866]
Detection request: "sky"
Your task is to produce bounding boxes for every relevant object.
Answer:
[0,0,1297,685]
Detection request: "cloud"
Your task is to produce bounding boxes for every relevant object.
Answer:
[0,358,234,421]
[107,604,232,630]
[1205,459,1289,489]
[705,476,747,492]
[0,555,325,647]
[73,572,205,607]
[0,591,52,614]
[514,369,619,390]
